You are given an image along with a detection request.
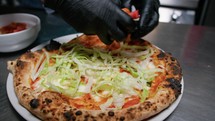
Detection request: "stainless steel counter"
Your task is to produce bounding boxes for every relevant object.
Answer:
[160,0,199,10]
[1,9,215,121]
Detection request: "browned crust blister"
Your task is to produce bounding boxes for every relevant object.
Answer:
[153,48,182,98]
[7,35,182,121]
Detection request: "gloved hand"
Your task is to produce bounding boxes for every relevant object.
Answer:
[44,0,136,44]
[115,0,160,39]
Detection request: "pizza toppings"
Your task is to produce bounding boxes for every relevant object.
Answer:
[30,41,164,111]
[122,96,140,108]
[149,74,165,96]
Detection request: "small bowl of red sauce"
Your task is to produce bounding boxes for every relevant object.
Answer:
[0,13,40,52]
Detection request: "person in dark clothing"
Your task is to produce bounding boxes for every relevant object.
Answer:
[44,0,160,44]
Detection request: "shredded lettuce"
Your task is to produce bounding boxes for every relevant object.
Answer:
[100,98,113,111]
[35,43,163,110]
[140,88,149,102]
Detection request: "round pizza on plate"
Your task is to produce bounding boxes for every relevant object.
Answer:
[7,34,182,121]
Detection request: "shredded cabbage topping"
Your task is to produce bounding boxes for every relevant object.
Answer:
[34,42,163,110]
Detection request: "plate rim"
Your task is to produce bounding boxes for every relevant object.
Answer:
[6,33,184,121]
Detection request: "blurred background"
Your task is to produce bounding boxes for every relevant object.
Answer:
[159,0,214,27]
[0,0,214,27]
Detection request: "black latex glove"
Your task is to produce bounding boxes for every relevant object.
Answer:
[115,0,160,39]
[44,0,136,44]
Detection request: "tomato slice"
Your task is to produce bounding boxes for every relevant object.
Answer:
[122,8,140,19]
[123,96,140,108]
[149,74,165,96]
[30,77,40,89]
[129,10,139,19]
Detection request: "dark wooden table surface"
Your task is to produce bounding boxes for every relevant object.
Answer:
[1,8,215,121]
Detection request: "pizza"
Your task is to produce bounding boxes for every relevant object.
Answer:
[7,34,182,121]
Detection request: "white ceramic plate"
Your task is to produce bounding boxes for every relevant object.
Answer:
[7,34,184,121]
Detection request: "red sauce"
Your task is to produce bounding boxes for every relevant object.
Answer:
[123,95,140,108]
[0,22,27,34]
[149,74,165,97]
[30,77,40,90]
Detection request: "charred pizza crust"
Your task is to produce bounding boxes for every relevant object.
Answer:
[7,35,182,121]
